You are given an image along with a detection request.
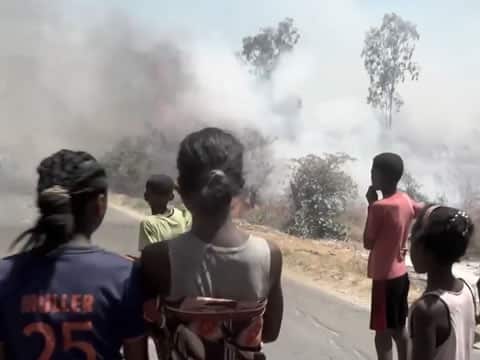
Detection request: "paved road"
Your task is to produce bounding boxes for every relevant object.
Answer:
[2,203,479,359]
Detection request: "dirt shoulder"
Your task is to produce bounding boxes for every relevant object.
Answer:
[109,193,423,308]
[238,220,423,307]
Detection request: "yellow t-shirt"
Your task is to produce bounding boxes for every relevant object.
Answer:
[138,207,192,251]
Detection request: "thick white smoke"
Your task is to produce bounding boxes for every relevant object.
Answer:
[0,0,479,206]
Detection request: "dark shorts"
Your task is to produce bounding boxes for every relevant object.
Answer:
[370,273,409,331]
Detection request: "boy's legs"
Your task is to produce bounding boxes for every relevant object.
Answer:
[391,327,409,360]
[388,274,410,360]
[371,279,391,359]
[374,327,408,360]
[374,331,393,360]
[371,275,409,360]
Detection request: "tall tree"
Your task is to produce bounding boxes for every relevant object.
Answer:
[361,13,420,128]
[239,18,300,80]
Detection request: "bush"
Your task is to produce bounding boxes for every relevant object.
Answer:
[102,124,180,196]
[399,171,429,203]
[243,200,293,231]
[289,153,358,240]
[337,204,366,243]
[102,126,276,201]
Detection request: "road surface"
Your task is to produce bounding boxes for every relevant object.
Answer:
[2,200,479,359]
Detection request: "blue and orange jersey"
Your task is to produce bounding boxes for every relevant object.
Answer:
[0,245,145,359]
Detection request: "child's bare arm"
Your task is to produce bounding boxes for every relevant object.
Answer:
[363,218,374,250]
[413,201,426,219]
[411,297,444,360]
[363,187,380,250]
[363,205,381,250]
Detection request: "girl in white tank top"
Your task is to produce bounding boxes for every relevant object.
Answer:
[409,205,476,360]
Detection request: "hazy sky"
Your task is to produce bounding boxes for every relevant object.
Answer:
[70,0,478,119]
[72,0,480,49]
[2,0,479,200]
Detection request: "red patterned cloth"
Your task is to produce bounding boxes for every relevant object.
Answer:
[146,297,267,360]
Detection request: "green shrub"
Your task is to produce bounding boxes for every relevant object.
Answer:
[289,153,357,239]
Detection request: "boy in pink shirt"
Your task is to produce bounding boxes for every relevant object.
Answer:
[364,153,422,360]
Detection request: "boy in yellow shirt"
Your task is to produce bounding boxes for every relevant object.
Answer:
[138,174,192,251]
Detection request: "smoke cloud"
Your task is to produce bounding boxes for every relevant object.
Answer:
[1,0,479,206]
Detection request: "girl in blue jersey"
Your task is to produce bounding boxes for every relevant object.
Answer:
[0,150,147,360]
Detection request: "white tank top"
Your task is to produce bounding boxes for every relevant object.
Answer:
[409,280,476,360]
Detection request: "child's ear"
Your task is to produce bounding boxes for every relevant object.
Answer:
[95,193,107,219]
[169,193,174,201]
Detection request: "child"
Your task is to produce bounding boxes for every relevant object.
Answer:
[363,152,422,360]
[0,150,147,360]
[410,205,476,360]
[138,174,192,251]
[140,127,283,360]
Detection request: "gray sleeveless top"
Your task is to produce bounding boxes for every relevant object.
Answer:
[167,233,271,301]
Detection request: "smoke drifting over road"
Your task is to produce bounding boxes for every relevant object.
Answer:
[1,1,189,184]
[0,0,479,203]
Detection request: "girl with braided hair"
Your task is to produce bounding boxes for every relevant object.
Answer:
[0,150,147,359]
[409,205,476,360]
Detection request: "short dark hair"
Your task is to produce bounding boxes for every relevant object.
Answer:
[177,127,244,214]
[412,205,474,265]
[146,174,174,195]
[372,152,404,183]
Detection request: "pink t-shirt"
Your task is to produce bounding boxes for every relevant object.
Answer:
[366,192,422,280]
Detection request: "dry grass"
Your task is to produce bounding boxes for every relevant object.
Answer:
[240,221,371,305]
[109,193,424,307]
[242,200,292,231]
[337,203,366,242]
[109,193,150,216]
[238,220,423,306]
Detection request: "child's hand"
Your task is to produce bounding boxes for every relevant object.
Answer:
[366,186,378,205]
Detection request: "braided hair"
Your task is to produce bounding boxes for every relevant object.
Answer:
[411,205,475,265]
[11,150,107,255]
